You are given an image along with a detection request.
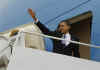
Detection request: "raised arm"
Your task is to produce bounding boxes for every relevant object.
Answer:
[28,8,37,22]
[28,8,54,36]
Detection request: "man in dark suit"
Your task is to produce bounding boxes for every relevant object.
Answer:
[28,8,80,58]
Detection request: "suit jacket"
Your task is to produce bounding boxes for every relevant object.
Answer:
[36,21,80,58]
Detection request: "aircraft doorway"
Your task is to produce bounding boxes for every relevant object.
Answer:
[68,11,92,59]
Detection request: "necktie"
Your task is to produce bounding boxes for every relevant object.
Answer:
[62,35,66,44]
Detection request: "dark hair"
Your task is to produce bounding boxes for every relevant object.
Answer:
[56,20,71,32]
[60,20,71,26]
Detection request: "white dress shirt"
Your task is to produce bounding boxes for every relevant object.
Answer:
[62,33,71,46]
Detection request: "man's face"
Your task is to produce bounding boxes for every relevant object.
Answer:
[58,22,71,34]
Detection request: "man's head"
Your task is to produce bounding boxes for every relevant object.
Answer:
[10,29,19,37]
[57,20,71,34]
